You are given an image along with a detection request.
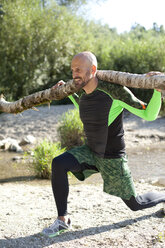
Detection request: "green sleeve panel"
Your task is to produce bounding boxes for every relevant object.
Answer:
[69,80,147,110]
[108,100,123,126]
[97,81,161,125]
[97,80,146,109]
[108,90,161,126]
[117,89,161,121]
[68,81,161,126]
[68,90,84,109]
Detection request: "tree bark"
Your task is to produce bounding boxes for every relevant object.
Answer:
[0,80,79,114]
[96,70,165,90]
[0,70,165,114]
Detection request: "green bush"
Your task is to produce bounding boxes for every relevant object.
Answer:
[0,0,96,100]
[1,1,165,104]
[31,140,66,179]
[57,108,85,150]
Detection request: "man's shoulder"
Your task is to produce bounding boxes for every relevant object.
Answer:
[98,79,125,89]
[97,80,126,99]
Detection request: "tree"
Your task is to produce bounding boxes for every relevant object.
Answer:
[0,0,104,101]
[0,0,81,99]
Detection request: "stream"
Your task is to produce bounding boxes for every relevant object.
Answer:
[0,144,164,185]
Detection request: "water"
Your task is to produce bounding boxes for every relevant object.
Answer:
[0,151,36,183]
[0,144,164,185]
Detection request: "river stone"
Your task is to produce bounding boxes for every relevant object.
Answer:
[150,177,165,186]
[9,143,23,153]
[0,135,5,140]
[0,138,23,153]
[157,177,165,186]
[19,135,36,146]
[0,138,17,149]
[12,156,23,161]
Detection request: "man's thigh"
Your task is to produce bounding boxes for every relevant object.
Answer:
[67,145,99,181]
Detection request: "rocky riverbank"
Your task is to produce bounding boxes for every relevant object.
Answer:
[0,181,164,248]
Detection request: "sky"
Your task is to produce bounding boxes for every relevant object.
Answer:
[85,0,165,33]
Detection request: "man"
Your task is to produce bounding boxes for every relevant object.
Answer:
[41,51,165,237]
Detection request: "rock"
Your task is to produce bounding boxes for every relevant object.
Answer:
[138,179,145,183]
[0,140,5,149]
[0,135,5,140]
[9,143,23,153]
[0,140,11,150]
[149,177,165,186]
[0,138,16,149]
[19,135,36,146]
[157,177,165,186]
[0,138,23,153]
[12,156,23,161]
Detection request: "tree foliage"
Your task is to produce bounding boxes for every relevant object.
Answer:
[0,0,165,104]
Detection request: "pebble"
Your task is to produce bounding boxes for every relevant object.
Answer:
[0,105,165,247]
[0,182,164,248]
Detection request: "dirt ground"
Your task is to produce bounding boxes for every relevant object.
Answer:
[0,105,165,248]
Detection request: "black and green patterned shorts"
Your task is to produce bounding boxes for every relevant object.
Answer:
[68,145,136,200]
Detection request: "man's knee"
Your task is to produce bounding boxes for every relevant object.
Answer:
[52,154,65,173]
[126,204,140,211]
[122,196,141,211]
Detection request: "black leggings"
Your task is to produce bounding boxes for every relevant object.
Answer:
[51,152,165,216]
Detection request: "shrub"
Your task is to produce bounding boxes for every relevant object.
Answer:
[31,140,66,179]
[57,108,85,150]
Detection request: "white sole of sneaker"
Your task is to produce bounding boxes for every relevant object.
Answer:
[40,228,70,238]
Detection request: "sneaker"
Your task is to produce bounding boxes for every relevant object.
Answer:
[41,218,71,238]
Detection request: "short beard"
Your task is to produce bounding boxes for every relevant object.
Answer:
[73,70,92,88]
[73,78,91,89]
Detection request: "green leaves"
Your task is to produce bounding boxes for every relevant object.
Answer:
[0,1,165,104]
[28,108,84,179]
[57,108,85,150]
[0,0,80,99]
[32,140,66,179]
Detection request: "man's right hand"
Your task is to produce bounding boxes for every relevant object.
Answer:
[51,80,66,90]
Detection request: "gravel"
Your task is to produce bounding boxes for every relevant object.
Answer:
[0,104,74,142]
[0,105,165,248]
[0,181,164,248]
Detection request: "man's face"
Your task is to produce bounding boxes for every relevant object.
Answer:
[71,56,93,88]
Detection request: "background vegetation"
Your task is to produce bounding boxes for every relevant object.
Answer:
[0,0,165,107]
[1,1,164,178]
[31,140,66,179]
[57,108,85,149]
[30,109,85,179]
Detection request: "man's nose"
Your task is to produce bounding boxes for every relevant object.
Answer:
[72,72,78,79]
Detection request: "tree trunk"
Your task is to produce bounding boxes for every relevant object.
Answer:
[96,70,165,90]
[0,80,78,114]
[0,70,165,114]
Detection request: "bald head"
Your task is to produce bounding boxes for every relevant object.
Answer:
[71,51,98,90]
[72,51,97,69]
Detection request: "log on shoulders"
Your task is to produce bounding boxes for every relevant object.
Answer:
[96,70,165,90]
[0,80,79,114]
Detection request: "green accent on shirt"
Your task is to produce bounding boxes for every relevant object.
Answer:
[69,81,161,125]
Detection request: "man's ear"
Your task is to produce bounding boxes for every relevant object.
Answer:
[92,65,97,75]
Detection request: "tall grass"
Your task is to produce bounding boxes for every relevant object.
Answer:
[31,140,66,179]
[57,108,85,150]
